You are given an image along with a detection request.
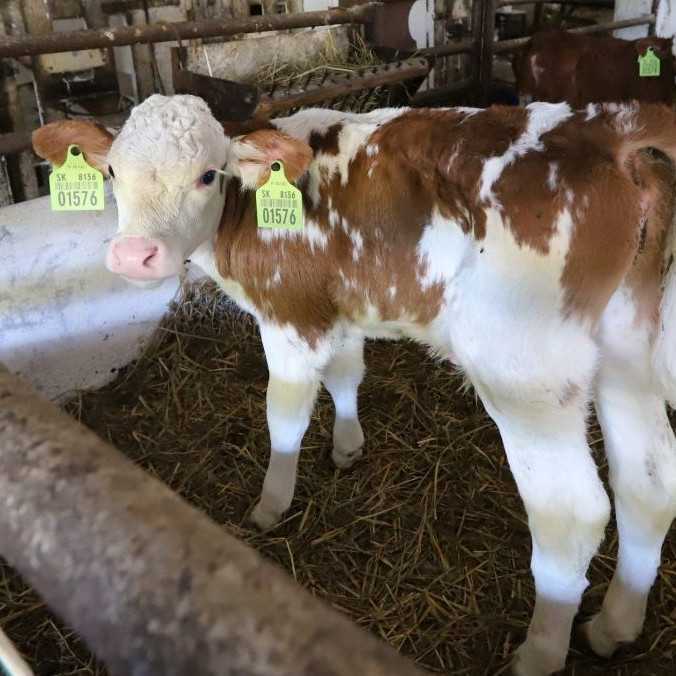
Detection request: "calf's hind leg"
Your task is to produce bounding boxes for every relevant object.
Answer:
[488,396,610,676]
[583,301,676,656]
[458,323,609,676]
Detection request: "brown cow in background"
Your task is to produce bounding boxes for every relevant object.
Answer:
[514,30,674,107]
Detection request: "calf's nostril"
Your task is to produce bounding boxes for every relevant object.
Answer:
[142,247,159,268]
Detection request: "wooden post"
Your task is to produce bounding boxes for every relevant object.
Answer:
[533,0,544,32]
[471,0,495,105]
[1,0,39,201]
[20,0,53,124]
[649,0,658,36]
[470,0,482,101]
[130,9,157,100]
[434,0,450,88]
[83,0,107,29]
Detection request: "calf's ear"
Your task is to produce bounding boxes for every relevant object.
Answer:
[635,37,672,60]
[32,120,114,175]
[229,129,313,189]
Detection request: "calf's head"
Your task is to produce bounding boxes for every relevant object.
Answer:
[33,95,312,285]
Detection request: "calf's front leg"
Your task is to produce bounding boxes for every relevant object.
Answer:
[322,333,365,469]
[250,323,324,530]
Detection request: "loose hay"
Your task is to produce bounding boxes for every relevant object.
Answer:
[1,280,675,675]
[254,31,380,88]
[255,32,390,114]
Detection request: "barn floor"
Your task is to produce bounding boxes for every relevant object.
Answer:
[1,281,676,676]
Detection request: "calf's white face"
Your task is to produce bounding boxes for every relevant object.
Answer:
[104,95,228,284]
[32,94,314,287]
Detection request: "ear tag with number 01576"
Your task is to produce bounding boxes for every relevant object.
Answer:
[638,47,661,77]
[49,144,104,211]
[255,161,303,230]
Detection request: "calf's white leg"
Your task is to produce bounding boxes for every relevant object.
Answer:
[250,323,326,530]
[584,305,676,656]
[321,333,365,469]
[482,394,610,676]
[0,627,33,676]
[446,227,608,674]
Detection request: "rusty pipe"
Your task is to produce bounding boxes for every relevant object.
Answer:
[494,14,656,54]
[0,5,375,59]
[256,58,430,117]
[0,366,428,676]
[0,132,33,157]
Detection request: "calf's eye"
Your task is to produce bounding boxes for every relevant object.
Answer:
[108,165,115,178]
[201,170,216,185]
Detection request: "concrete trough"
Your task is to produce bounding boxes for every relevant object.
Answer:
[0,186,180,401]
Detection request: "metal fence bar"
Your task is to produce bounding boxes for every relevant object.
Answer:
[256,58,430,117]
[411,76,475,106]
[3,54,429,156]
[0,365,428,676]
[567,13,656,34]
[415,38,476,59]
[478,0,498,104]
[494,14,656,54]
[0,5,375,58]
[496,0,614,6]
[0,132,33,157]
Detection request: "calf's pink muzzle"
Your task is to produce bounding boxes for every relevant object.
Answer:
[105,236,183,280]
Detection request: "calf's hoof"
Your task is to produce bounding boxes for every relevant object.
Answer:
[580,614,634,659]
[250,501,283,530]
[331,445,363,469]
[511,642,566,676]
[332,418,364,469]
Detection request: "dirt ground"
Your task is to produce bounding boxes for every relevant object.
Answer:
[1,283,674,676]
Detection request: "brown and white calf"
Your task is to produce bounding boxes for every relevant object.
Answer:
[33,95,676,675]
[514,30,674,107]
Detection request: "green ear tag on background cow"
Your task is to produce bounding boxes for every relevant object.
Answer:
[638,47,661,77]
[255,161,303,230]
[49,144,104,211]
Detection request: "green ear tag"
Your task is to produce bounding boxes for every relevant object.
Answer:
[49,144,104,211]
[638,47,661,77]
[255,161,303,230]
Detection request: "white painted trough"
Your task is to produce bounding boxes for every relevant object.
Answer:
[0,184,180,401]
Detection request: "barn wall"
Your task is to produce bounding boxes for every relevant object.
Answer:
[303,0,339,9]
[614,0,652,39]
[657,0,676,47]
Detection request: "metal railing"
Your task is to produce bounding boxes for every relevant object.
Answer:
[0,1,664,156]
[0,5,375,58]
[494,14,657,54]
